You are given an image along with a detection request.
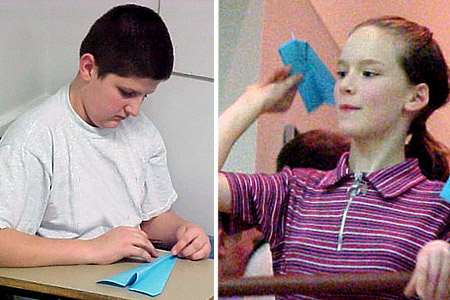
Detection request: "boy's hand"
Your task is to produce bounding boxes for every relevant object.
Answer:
[88,226,159,264]
[170,222,211,260]
[404,240,450,299]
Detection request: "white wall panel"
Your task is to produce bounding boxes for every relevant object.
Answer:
[160,0,214,78]
[142,76,214,234]
[0,0,48,135]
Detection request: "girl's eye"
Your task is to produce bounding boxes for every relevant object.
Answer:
[336,71,347,78]
[362,71,379,77]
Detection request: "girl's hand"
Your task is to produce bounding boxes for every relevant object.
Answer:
[405,240,450,299]
[240,66,302,114]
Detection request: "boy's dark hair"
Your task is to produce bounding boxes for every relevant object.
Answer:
[80,4,173,80]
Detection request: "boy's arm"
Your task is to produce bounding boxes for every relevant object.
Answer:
[0,226,158,267]
[141,211,211,260]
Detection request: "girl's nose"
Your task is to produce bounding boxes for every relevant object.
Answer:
[338,75,356,95]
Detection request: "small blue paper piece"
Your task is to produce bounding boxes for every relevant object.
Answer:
[440,178,450,203]
[98,253,177,297]
[278,39,335,113]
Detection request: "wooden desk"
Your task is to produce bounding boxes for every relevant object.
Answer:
[0,257,214,300]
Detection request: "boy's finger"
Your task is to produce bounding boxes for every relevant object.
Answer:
[179,238,210,260]
[171,238,190,256]
[185,244,210,261]
[145,240,160,258]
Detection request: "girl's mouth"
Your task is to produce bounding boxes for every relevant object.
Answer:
[339,104,360,111]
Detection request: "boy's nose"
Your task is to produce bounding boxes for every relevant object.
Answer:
[124,101,141,117]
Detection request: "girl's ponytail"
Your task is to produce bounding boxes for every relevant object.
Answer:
[406,122,449,181]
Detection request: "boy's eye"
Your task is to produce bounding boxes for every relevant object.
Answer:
[119,89,136,98]
[362,71,379,77]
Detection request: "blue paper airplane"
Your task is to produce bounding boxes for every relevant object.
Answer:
[440,179,450,203]
[98,253,177,297]
[278,39,335,113]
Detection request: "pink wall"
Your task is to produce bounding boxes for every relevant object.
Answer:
[256,0,450,173]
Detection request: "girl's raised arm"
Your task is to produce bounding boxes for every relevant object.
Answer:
[218,67,302,212]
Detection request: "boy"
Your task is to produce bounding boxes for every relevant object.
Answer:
[0,4,210,267]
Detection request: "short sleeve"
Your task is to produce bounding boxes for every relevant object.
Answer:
[222,169,294,244]
[0,144,50,234]
[141,141,177,220]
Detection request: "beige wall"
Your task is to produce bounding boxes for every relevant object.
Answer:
[256,0,450,173]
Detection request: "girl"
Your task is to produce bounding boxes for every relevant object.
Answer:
[219,16,450,300]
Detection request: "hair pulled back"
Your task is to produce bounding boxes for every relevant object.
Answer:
[354,16,450,181]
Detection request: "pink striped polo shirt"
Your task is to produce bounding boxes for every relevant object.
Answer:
[222,153,450,299]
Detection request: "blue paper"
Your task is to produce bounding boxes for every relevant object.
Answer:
[278,39,335,113]
[440,178,450,203]
[98,253,177,297]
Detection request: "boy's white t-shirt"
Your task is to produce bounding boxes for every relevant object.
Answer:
[0,85,177,239]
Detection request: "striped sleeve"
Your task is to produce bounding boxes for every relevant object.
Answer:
[222,169,297,244]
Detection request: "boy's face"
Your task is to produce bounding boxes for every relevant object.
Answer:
[79,70,162,128]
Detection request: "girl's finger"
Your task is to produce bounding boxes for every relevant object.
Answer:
[261,66,291,85]
[414,254,429,299]
[425,254,442,299]
[434,248,450,299]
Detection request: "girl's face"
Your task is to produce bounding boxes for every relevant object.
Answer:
[335,26,416,139]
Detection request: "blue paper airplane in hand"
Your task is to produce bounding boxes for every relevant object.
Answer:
[278,39,335,113]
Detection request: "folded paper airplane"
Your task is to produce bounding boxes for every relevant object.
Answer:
[440,179,450,203]
[278,39,335,113]
[98,253,177,297]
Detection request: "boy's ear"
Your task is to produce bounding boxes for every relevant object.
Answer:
[78,53,97,81]
[404,83,429,113]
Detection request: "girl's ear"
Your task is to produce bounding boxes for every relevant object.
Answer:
[78,53,97,82]
[404,83,429,113]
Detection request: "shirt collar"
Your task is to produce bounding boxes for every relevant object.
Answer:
[319,152,427,198]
